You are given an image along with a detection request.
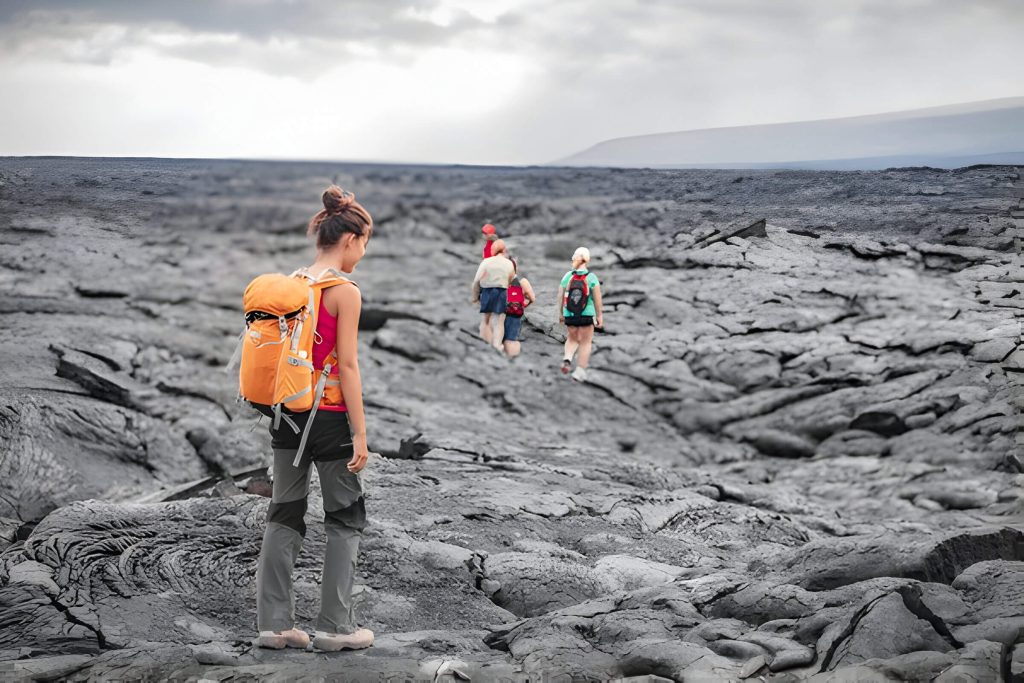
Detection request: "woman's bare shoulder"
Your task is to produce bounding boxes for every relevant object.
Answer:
[325,280,361,309]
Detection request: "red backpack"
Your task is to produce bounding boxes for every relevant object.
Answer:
[506,276,525,317]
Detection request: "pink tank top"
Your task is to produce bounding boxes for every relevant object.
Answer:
[313,299,346,412]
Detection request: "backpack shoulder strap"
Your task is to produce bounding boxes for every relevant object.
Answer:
[310,275,354,325]
[295,268,357,291]
[290,268,317,282]
[314,279,356,296]
[319,267,349,281]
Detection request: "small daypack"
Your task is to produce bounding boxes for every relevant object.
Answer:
[235,268,353,466]
[564,271,590,316]
[506,276,525,317]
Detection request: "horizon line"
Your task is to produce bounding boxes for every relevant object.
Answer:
[3,152,1023,174]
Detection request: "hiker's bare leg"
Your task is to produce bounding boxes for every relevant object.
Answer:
[480,313,492,343]
[564,327,580,362]
[504,340,521,358]
[576,325,595,369]
[491,314,506,350]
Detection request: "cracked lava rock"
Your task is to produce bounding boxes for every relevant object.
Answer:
[0,158,1022,681]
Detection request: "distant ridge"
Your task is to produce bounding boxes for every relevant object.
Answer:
[556,97,1024,170]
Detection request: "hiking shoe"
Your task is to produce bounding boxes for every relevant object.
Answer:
[560,359,572,375]
[257,628,310,649]
[313,628,374,652]
[571,366,588,382]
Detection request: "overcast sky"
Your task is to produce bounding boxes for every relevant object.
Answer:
[0,0,1021,165]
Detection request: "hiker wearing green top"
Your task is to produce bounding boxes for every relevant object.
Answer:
[557,246,603,382]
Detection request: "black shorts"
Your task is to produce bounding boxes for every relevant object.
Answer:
[564,315,594,327]
[254,404,354,462]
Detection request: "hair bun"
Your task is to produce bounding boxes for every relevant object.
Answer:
[322,186,356,215]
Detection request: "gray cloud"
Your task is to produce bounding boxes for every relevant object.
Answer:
[4,0,1021,80]
[0,0,491,72]
[386,0,1024,161]
[0,0,1021,163]
[0,1,469,42]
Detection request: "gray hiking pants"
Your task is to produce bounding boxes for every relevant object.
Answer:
[256,410,366,634]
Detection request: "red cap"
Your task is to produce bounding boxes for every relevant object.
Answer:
[481,223,496,235]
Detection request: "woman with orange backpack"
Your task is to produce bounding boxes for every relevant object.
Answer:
[557,246,603,382]
[240,186,375,652]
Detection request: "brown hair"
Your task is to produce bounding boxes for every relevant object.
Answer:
[307,185,373,249]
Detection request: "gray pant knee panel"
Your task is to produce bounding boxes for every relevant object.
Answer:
[324,497,367,531]
[268,498,308,536]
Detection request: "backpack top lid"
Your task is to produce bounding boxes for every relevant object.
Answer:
[243,273,309,316]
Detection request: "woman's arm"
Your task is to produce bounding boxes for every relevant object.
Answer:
[522,278,537,307]
[556,286,565,324]
[471,261,485,302]
[592,283,603,328]
[333,284,369,472]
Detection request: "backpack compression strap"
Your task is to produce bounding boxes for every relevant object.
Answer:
[287,270,356,467]
[291,362,333,467]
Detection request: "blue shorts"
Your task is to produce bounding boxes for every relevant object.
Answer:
[479,287,507,314]
[504,315,523,341]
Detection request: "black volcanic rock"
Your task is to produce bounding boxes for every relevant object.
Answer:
[0,158,1020,679]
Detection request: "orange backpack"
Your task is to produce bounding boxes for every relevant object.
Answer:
[235,268,353,466]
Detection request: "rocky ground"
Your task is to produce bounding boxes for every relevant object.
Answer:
[0,158,1021,681]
